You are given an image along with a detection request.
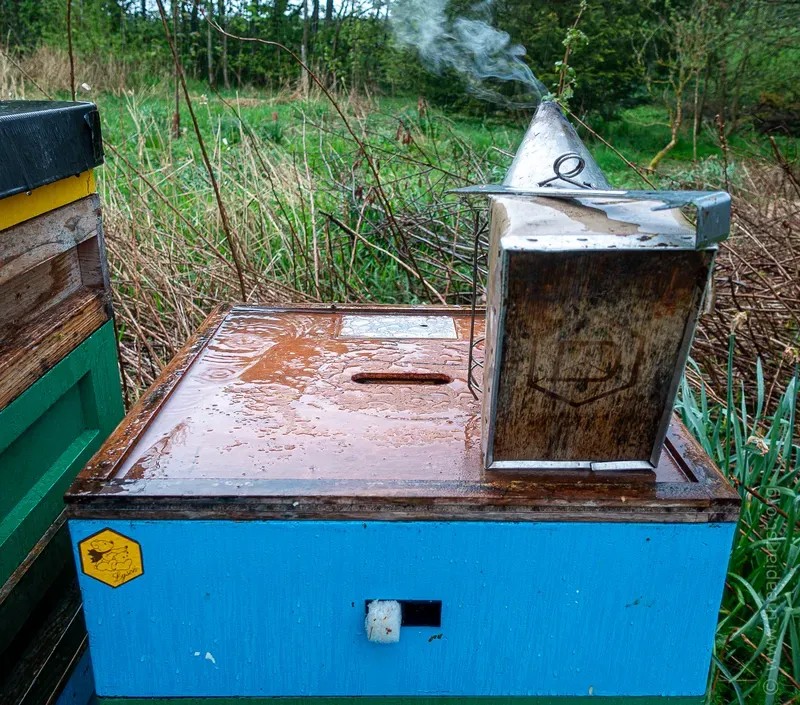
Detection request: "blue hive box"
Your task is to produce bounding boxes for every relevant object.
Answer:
[65,305,739,704]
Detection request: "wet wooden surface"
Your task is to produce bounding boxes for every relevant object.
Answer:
[0,195,112,410]
[490,249,712,465]
[67,306,740,523]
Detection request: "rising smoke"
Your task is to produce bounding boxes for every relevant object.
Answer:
[389,0,547,105]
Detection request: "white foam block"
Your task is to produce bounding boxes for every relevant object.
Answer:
[365,600,401,643]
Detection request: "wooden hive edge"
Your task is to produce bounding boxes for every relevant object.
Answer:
[0,289,111,411]
[64,305,741,524]
[66,303,233,488]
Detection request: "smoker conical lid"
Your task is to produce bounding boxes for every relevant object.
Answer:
[504,101,610,190]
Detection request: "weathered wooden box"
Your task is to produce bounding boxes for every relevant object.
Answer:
[67,306,738,703]
[0,100,123,703]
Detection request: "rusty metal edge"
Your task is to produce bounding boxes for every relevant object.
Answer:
[665,421,739,502]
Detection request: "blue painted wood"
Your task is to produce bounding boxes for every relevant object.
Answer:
[70,520,735,699]
[97,697,705,704]
[55,648,96,705]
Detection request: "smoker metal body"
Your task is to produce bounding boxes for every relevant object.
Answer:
[478,102,728,472]
[0,101,123,704]
[66,306,738,702]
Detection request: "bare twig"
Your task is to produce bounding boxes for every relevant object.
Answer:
[155,0,248,301]
[566,108,657,188]
[103,139,239,274]
[769,136,800,198]
[0,46,54,98]
[201,13,438,303]
[66,0,76,100]
[322,210,446,303]
[738,633,800,693]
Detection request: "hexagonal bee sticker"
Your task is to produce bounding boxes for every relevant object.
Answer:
[78,528,143,588]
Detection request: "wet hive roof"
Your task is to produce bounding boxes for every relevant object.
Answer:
[66,306,739,522]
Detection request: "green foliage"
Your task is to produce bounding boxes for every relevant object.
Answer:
[500,0,654,115]
[677,349,799,703]
[2,0,797,131]
[259,116,284,144]
[381,0,657,116]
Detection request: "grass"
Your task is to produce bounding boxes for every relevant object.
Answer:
[678,351,799,704]
[92,85,789,323]
[96,83,521,366]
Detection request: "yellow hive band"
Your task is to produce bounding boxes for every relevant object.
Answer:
[0,170,96,231]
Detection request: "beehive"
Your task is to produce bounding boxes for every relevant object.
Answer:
[0,101,123,703]
[66,306,738,703]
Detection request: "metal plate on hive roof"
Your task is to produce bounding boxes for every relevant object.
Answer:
[65,306,739,523]
[339,314,457,339]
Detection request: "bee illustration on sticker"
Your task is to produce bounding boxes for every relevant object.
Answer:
[78,528,143,588]
[87,538,133,573]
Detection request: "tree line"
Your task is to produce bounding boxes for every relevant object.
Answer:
[0,0,797,133]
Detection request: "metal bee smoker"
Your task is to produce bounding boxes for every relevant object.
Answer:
[455,101,731,472]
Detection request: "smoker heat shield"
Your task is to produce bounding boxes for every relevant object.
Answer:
[467,101,730,472]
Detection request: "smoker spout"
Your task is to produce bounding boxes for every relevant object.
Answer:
[504,101,610,190]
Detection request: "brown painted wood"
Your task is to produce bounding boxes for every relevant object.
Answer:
[0,194,113,411]
[0,196,101,288]
[490,249,712,464]
[0,290,110,410]
[66,306,739,523]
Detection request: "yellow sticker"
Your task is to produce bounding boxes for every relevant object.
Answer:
[78,528,144,588]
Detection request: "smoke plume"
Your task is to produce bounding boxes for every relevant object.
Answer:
[390,0,547,105]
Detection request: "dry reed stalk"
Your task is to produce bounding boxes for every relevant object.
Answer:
[99,104,320,398]
[0,45,54,98]
[155,0,248,300]
[689,156,800,410]
[6,46,131,96]
[201,12,444,304]
[66,0,75,100]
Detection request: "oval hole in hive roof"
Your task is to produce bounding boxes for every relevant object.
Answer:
[351,372,452,386]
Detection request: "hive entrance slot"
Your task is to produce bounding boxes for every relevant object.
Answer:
[351,372,451,386]
[365,600,442,627]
